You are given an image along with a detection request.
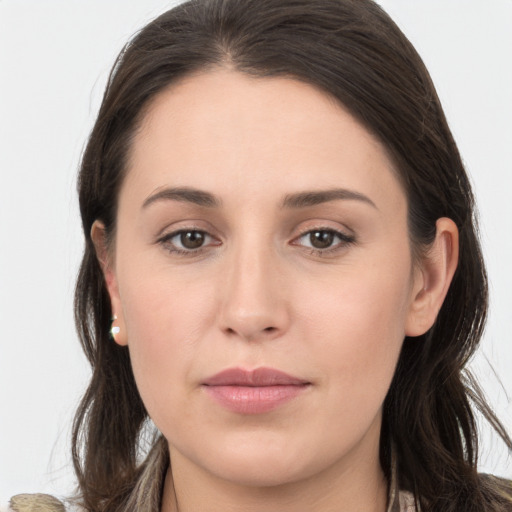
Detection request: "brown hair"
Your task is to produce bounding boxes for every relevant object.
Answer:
[73,0,512,510]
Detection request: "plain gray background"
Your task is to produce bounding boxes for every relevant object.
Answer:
[1,0,511,502]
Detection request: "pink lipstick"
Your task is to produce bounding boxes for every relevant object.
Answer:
[202,367,310,414]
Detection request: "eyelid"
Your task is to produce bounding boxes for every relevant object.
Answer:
[155,218,215,239]
[157,226,221,256]
[290,226,356,254]
[294,223,354,238]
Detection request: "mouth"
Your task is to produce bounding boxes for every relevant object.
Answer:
[201,367,311,414]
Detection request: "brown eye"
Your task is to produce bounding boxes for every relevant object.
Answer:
[180,230,206,249]
[309,230,335,249]
[159,229,217,255]
[293,228,355,253]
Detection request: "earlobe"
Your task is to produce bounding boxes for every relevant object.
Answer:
[405,217,459,337]
[90,221,128,346]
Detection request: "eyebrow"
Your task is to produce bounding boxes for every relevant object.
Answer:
[281,188,377,210]
[142,186,221,209]
[142,186,377,210]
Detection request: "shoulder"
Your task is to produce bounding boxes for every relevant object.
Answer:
[2,494,67,512]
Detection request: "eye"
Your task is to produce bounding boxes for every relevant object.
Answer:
[158,229,217,254]
[294,228,355,253]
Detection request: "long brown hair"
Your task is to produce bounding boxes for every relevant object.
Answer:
[73,1,512,510]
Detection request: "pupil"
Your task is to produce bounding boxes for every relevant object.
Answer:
[310,230,334,249]
[181,231,204,249]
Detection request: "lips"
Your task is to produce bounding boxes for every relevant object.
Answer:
[203,367,309,386]
[202,367,310,414]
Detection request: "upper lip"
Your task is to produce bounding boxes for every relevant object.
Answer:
[202,367,309,387]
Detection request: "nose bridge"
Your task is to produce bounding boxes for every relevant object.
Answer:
[219,233,288,341]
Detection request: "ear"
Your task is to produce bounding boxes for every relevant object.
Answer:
[90,220,128,346]
[405,217,459,337]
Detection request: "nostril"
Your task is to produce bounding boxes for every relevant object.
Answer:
[223,325,280,341]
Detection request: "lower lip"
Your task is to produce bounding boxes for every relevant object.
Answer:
[202,384,309,414]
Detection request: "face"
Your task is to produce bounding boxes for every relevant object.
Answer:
[100,69,428,488]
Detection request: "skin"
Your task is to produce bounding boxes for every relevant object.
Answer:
[93,69,458,512]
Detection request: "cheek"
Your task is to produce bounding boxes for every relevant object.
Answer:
[296,254,412,405]
[118,266,218,423]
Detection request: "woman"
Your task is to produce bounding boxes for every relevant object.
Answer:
[7,0,511,511]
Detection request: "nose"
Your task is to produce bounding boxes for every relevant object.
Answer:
[217,241,290,342]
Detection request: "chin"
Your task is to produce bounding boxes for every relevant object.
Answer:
[210,459,310,488]
[197,437,326,488]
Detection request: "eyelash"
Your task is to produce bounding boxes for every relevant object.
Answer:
[157,227,355,257]
[294,228,356,256]
[157,229,217,256]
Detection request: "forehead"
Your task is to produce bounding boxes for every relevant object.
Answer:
[123,68,405,214]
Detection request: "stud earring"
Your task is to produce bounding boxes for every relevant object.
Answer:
[110,315,120,341]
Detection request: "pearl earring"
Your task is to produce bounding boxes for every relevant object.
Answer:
[110,315,120,341]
